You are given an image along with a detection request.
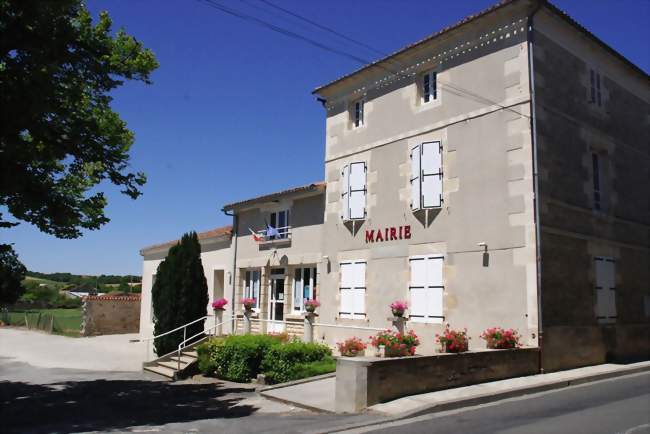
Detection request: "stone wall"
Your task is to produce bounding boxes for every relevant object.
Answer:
[82,295,141,336]
[335,348,539,412]
[533,12,650,371]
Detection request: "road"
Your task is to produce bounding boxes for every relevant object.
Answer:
[349,372,650,434]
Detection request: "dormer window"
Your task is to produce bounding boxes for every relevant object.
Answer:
[352,99,365,128]
[422,71,438,103]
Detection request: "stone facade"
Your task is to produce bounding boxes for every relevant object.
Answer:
[82,295,141,336]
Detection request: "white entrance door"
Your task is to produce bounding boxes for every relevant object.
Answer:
[268,271,285,333]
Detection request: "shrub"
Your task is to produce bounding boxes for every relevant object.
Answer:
[289,357,336,380]
[480,327,522,349]
[197,334,283,382]
[196,337,225,374]
[261,341,332,384]
[337,337,366,357]
[370,329,420,357]
[436,327,469,353]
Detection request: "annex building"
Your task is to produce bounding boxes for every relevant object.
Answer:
[140,0,649,372]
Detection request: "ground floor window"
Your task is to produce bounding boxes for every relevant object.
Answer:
[409,255,444,323]
[339,261,366,319]
[594,257,616,324]
[243,269,261,311]
[293,266,317,312]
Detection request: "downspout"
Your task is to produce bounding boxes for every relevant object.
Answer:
[527,1,544,373]
[222,207,238,335]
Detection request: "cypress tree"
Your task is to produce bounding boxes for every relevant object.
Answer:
[152,232,208,355]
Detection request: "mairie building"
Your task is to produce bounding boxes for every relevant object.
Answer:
[140,0,649,372]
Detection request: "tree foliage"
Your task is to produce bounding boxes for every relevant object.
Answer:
[0,0,158,238]
[152,232,208,356]
[0,244,26,306]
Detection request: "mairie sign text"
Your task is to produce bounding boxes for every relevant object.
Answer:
[365,225,411,243]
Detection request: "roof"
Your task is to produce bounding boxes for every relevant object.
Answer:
[222,181,325,211]
[313,0,648,95]
[140,225,232,254]
[84,294,141,302]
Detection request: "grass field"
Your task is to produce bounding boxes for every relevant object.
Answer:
[4,308,82,337]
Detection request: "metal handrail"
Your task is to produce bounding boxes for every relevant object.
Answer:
[136,315,209,343]
[176,313,232,371]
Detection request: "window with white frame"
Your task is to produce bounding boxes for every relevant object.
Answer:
[339,261,366,319]
[293,266,318,312]
[422,71,438,103]
[352,99,364,128]
[409,255,444,323]
[594,257,616,324]
[589,68,602,107]
[269,209,290,239]
[341,162,367,220]
[591,152,607,211]
[411,141,443,210]
[243,269,261,310]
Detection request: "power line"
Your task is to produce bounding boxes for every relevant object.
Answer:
[195,0,530,119]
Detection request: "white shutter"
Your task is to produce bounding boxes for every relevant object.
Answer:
[421,141,442,208]
[339,263,353,315]
[340,261,365,318]
[352,262,366,317]
[595,258,616,322]
[409,258,426,318]
[341,165,349,221]
[410,145,421,210]
[349,162,366,219]
[428,256,444,320]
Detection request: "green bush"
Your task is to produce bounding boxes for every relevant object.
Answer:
[197,337,225,374]
[197,334,283,382]
[261,342,332,384]
[288,357,336,381]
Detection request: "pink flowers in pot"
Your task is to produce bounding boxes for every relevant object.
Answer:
[211,298,228,310]
[337,337,366,357]
[370,329,420,357]
[241,298,256,311]
[304,299,320,313]
[480,327,522,349]
[436,326,470,353]
[390,300,408,317]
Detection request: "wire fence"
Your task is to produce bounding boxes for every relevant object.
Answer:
[1,308,81,337]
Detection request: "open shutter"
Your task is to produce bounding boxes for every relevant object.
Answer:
[427,256,444,320]
[339,263,353,316]
[595,258,616,322]
[349,162,366,219]
[421,141,442,208]
[352,262,366,317]
[341,165,349,221]
[410,145,421,210]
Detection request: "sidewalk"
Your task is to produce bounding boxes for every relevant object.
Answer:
[258,361,650,419]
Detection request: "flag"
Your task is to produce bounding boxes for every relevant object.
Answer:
[248,228,263,243]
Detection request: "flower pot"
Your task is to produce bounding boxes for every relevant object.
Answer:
[391,310,404,317]
[305,306,316,313]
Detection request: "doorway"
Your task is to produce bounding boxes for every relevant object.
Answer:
[213,269,225,301]
[268,268,285,333]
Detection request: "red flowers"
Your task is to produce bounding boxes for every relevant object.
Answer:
[389,300,408,317]
[371,329,420,357]
[241,298,256,310]
[480,327,522,349]
[436,326,469,353]
[211,298,228,310]
[304,299,320,313]
[337,337,367,357]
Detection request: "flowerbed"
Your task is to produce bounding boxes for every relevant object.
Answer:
[480,327,522,349]
[371,329,420,357]
[197,334,333,383]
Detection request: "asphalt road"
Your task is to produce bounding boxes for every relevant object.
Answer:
[354,372,650,434]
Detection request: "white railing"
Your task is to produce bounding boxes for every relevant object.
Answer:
[131,315,209,362]
[175,313,232,371]
[255,225,291,242]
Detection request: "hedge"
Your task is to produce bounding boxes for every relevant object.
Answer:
[261,341,332,384]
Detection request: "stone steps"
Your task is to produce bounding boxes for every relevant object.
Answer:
[142,346,201,380]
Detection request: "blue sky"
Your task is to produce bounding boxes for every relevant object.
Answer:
[4,0,649,275]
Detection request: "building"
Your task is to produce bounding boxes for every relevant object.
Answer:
[140,0,649,371]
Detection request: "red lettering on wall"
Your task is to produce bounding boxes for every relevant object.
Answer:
[390,227,397,240]
[376,230,384,242]
[365,230,375,243]
[363,225,413,243]
[399,226,403,239]
[404,225,411,239]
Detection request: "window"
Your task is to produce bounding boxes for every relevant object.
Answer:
[243,269,261,310]
[293,266,318,312]
[411,141,443,210]
[269,210,290,239]
[594,257,616,324]
[339,261,366,319]
[422,71,438,103]
[352,99,364,128]
[592,152,607,211]
[341,162,367,220]
[409,255,444,323]
[589,69,602,107]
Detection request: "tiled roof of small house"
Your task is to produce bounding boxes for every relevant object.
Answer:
[83,294,141,301]
[140,225,232,254]
[222,181,325,211]
[313,0,647,95]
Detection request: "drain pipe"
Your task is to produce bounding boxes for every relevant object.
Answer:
[222,207,238,336]
[527,1,544,373]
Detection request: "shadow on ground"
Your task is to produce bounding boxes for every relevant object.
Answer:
[0,378,256,433]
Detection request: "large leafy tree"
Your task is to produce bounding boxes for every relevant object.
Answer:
[152,232,209,356]
[0,244,26,306]
[0,0,158,238]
